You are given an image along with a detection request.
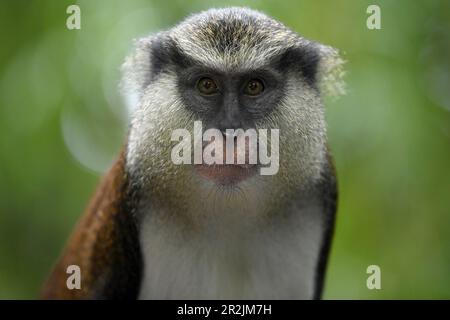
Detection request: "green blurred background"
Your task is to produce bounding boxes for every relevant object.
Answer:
[0,0,449,299]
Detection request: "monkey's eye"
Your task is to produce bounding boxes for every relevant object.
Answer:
[244,79,264,96]
[196,77,219,95]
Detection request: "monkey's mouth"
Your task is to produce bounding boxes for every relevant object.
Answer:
[195,163,257,185]
[194,136,258,184]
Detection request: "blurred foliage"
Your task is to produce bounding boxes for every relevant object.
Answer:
[0,0,449,299]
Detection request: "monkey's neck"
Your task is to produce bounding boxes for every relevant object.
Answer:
[137,196,324,299]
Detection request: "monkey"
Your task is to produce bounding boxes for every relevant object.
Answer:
[41,7,345,300]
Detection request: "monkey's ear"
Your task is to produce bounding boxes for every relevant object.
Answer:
[314,43,346,98]
[280,41,346,97]
[120,36,155,114]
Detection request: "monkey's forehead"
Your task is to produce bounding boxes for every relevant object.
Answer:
[169,7,304,70]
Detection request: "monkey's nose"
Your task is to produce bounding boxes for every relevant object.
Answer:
[221,129,236,138]
[218,119,243,134]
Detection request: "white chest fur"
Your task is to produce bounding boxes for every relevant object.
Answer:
[138,201,324,300]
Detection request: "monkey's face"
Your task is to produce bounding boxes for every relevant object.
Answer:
[122,8,344,217]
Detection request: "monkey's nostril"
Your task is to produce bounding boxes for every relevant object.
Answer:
[218,119,243,134]
[221,129,236,138]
